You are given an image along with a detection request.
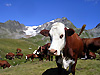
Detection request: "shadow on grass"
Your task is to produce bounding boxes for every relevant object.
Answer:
[42,67,69,75]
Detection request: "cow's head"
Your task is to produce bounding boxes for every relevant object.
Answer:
[40,22,75,56]
[36,46,42,55]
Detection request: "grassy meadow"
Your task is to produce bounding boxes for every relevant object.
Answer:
[0,35,100,75]
[0,59,100,75]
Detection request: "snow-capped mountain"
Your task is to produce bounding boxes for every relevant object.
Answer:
[1,17,100,39]
[23,26,38,37]
[24,17,100,38]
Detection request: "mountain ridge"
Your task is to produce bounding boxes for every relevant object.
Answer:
[0,18,100,39]
[0,20,25,39]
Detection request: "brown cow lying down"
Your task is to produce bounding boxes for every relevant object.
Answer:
[0,60,11,69]
[36,43,53,61]
[81,51,96,59]
[82,37,100,59]
[5,52,15,60]
[40,22,85,75]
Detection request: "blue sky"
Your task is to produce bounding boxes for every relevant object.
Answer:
[0,0,100,30]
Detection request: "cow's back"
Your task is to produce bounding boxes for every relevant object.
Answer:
[82,37,100,52]
[64,33,84,58]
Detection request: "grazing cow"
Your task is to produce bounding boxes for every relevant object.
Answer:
[36,43,53,61]
[82,37,100,59]
[5,52,15,60]
[0,60,11,69]
[16,53,23,59]
[25,53,37,62]
[40,22,85,75]
[16,48,22,53]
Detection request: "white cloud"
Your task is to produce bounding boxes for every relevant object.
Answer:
[85,0,100,4]
[5,3,12,7]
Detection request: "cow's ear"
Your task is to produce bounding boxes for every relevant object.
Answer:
[40,29,50,37]
[65,27,75,36]
[67,29,75,36]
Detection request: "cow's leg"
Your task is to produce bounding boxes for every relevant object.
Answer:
[56,56,62,75]
[86,49,90,59]
[46,55,50,61]
[31,57,34,62]
[21,55,23,58]
[31,58,33,62]
[71,58,77,75]
[51,56,53,61]
[3,64,6,69]
[48,55,50,61]
[39,57,43,62]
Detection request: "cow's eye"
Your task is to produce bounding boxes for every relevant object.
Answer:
[60,34,63,39]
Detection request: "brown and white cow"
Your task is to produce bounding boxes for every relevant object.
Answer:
[40,22,85,75]
[25,53,38,62]
[0,60,11,69]
[36,43,53,61]
[5,52,15,60]
[82,37,100,59]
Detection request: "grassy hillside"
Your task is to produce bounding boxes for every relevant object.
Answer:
[0,35,49,67]
[0,35,100,75]
[21,35,50,46]
[0,35,49,58]
[0,39,37,58]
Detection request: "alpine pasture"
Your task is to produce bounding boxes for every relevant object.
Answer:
[0,35,100,75]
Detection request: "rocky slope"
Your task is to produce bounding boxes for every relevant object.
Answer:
[0,18,100,39]
[36,17,76,33]
[85,23,100,38]
[35,17,100,38]
[0,20,25,39]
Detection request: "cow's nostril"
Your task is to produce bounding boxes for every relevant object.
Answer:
[49,49,57,54]
[54,50,57,53]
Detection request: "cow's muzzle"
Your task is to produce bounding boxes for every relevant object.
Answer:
[48,49,57,55]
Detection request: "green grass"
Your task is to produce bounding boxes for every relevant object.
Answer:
[0,35,48,58]
[0,35,48,67]
[0,39,37,58]
[0,59,100,75]
[21,35,50,46]
[0,35,100,75]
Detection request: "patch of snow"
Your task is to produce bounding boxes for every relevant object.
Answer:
[23,26,38,36]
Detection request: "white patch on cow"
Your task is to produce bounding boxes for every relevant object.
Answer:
[57,56,75,70]
[62,58,75,69]
[36,51,40,54]
[33,50,37,54]
[49,22,68,56]
[33,50,40,55]
[91,57,93,59]
[26,56,27,59]
[85,53,87,58]
[9,66,11,68]
[81,53,87,60]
